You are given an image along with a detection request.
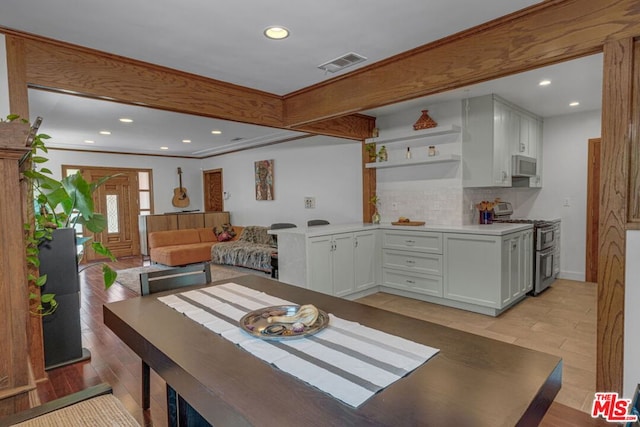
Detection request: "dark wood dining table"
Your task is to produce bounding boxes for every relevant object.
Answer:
[103,274,561,427]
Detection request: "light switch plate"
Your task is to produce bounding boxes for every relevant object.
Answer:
[304,197,316,209]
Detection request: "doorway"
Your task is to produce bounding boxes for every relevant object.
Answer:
[203,169,224,211]
[63,165,148,260]
[585,138,601,282]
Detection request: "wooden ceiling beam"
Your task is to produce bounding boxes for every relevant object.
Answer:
[283,0,640,127]
[20,35,285,128]
[1,28,375,141]
[294,114,376,140]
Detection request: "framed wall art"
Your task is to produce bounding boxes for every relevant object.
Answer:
[255,159,274,200]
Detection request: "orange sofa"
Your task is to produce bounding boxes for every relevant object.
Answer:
[148,226,243,266]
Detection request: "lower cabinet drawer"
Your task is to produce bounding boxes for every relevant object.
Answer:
[382,230,442,253]
[382,249,442,275]
[382,268,443,297]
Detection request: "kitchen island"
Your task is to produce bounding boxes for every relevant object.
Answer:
[271,222,533,316]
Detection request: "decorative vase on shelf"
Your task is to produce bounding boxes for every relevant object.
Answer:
[372,211,381,224]
[413,110,438,130]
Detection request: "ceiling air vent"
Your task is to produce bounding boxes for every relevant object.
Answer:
[317,52,367,73]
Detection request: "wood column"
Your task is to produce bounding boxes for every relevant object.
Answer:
[597,38,634,394]
[5,35,46,382]
[362,141,376,223]
[0,122,34,415]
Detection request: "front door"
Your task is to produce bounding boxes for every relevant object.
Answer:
[80,167,140,260]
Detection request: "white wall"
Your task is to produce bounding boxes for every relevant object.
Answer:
[42,149,203,213]
[625,230,640,398]
[200,135,363,227]
[0,35,10,118]
[516,109,601,281]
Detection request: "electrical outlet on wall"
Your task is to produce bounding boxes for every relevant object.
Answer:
[304,197,316,209]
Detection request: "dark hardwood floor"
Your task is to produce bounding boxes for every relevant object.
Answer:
[33,256,608,426]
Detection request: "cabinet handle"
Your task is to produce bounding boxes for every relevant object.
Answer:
[406,260,416,265]
[354,239,358,248]
[406,280,415,284]
[405,240,416,245]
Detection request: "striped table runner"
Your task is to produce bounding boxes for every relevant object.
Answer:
[158,282,439,407]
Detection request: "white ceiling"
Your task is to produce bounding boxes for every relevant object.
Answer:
[1,1,603,157]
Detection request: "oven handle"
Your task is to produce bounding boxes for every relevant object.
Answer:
[537,246,555,257]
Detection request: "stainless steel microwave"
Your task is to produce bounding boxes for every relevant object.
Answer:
[512,155,537,177]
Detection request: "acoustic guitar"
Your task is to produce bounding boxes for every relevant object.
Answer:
[172,167,190,207]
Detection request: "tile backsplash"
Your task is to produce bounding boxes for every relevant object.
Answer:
[377,187,465,225]
[376,187,536,225]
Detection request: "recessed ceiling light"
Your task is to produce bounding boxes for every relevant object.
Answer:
[160,146,169,150]
[211,130,222,135]
[569,101,580,107]
[182,139,191,143]
[99,130,111,135]
[264,26,289,40]
[539,80,551,86]
[119,118,133,123]
[84,140,95,144]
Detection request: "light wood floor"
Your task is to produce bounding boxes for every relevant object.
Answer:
[357,279,597,413]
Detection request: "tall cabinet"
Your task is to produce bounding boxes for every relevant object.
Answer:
[462,94,543,188]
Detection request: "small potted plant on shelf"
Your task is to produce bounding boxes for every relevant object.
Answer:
[370,195,381,224]
[365,143,377,162]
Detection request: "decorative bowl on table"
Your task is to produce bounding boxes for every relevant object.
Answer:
[239,304,329,340]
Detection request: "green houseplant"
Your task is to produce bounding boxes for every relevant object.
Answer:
[5,115,118,314]
[370,195,381,224]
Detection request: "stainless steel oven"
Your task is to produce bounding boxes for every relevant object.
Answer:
[493,202,561,296]
[536,224,558,251]
[533,221,559,295]
[536,246,556,295]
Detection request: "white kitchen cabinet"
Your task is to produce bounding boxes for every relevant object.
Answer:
[382,268,443,297]
[275,223,534,316]
[462,94,511,187]
[382,229,442,253]
[307,235,335,295]
[307,230,377,297]
[512,110,543,188]
[353,230,378,292]
[381,230,444,297]
[502,233,523,304]
[443,229,533,314]
[462,94,543,188]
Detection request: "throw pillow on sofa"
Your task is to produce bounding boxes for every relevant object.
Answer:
[217,231,233,242]
[214,223,236,239]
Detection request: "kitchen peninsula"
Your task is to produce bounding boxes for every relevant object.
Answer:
[272,222,533,316]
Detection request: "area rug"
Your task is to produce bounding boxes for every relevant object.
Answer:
[114,264,268,294]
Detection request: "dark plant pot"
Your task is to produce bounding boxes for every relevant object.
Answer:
[39,228,90,369]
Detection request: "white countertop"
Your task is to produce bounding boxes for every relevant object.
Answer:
[269,222,532,237]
